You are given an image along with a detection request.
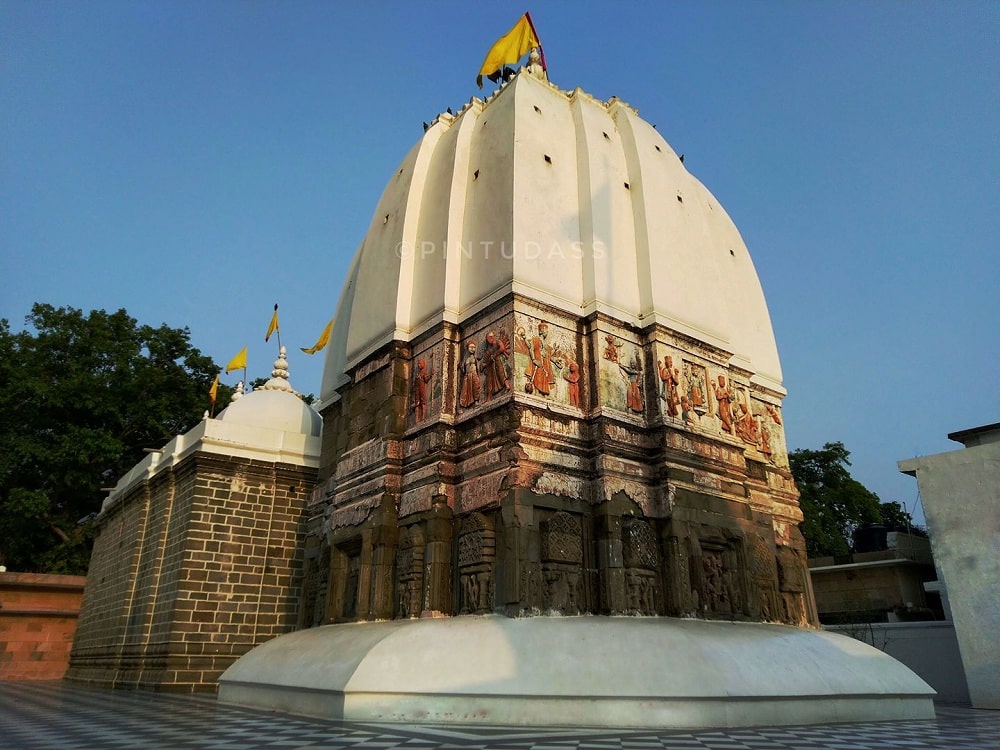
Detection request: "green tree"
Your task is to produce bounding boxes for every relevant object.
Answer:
[789,441,884,558]
[0,304,232,573]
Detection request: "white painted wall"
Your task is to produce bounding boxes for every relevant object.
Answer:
[900,431,1000,709]
[826,621,970,703]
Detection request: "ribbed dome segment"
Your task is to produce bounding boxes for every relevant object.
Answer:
[321,72,781,403]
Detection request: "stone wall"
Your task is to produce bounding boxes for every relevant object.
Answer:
[0,572,86,680]
[67,453,315,692]
[305,296,816,628]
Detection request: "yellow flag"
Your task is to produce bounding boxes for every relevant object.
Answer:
[265,304,279,342]
[225,347,247,374]
[301,317,334,355]
[477,13,543,88]
[208,373,220,403]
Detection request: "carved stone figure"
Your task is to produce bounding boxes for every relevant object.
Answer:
[622,355,644,414]
[686,362,706,410]
[481,330,510,399]
[734,395,760,446]
[412,356,434,422]
[603,334,620,362]
[526,322,555,396]
[759,419,773,460]
[459,341,481,408]
[715,375,734,434]
[658,355,680,417]
[681,395,699,425]
[766,403,782,425]
[563,362,581,407]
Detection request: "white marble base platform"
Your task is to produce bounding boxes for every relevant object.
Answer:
[218,615,935,728]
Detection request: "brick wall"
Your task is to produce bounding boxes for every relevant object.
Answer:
[67,450,315,692]
[0,572,87,680]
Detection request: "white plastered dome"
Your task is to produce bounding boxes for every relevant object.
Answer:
[321,72,782,403]
[219,348,321,437]
[218,390,321,437]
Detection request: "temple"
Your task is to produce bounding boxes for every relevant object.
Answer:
[71,62,935,728]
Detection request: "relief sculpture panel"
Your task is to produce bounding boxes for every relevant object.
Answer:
[513,314,579,407]
[457,513,496,614]
[395,525,425,619]
[622,517,659,615]
[599,333,644,416]
[457,325,512,412]
[540,511,584,614]
[410,342,444,426]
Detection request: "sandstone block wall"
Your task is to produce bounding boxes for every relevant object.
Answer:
[0,572,86,680]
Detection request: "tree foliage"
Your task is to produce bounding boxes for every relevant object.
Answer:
[0,304,231,573]
[790,441,919,558]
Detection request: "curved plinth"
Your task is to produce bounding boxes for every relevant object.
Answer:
[218,615,935,729]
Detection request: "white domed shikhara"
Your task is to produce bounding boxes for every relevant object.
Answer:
[321,71,781,404]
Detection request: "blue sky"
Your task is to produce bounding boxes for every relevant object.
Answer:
[2,1,998,523]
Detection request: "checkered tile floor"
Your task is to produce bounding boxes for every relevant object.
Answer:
[1,682,997,750]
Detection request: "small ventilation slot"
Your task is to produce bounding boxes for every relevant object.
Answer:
[473,169,480,181]
[544,154,552,164]
[383,214,389,225]
[654,144,661,153]
[533,105,542,114]
[623,182,630,190]
[677,194,683,203]
[603,132,611,141]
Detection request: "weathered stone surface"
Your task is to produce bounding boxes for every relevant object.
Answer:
[305,298,816,627]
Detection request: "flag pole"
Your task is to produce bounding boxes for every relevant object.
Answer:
[525,12,546,73]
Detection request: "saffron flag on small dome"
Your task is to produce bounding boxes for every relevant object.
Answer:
[208,373,219,404]
[225,347,247,374]
[265,304,280,343]
[301,317,334,355]
[477,12,546,89]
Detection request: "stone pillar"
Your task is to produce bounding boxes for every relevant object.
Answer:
[595,508,625,614]
[422,496,454,616]
[369,494,399,620]
[497,490,539,616]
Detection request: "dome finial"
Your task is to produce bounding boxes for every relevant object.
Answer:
[272,345,290,382]
[231,381,245,402]
[262,345,299,395]
[526,48,547,81]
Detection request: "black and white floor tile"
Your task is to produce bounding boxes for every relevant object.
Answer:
[1,682,997,750]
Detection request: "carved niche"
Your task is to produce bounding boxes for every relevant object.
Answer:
[540,511,583,614]
[692,534,749,619]
[395,525,425,619]
[622,517,659,615]
[751,534,780,622]
[301,545,330,628]
[776,545,809,626]
[456,513,496,614]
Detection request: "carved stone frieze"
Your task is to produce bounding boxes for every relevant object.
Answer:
[309,297,815,628]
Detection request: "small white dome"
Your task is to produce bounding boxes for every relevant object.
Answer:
[218,389,322,437]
